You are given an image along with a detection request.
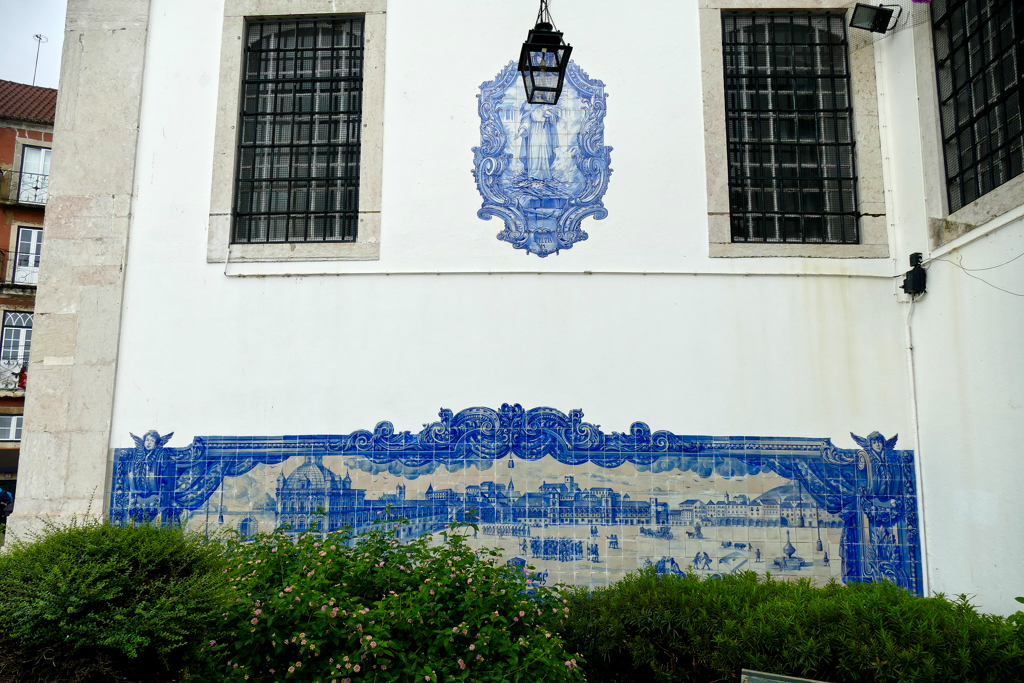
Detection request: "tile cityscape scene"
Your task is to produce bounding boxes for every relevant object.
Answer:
[110,405,922,594]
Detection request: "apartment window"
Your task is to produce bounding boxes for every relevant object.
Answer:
[932,0,1024,212]
[1,312,33,363]
[723,12,859,244]
[18,146,50,205]
[233,18,364,244]
[0,415,23,441]
[14,227,42,286]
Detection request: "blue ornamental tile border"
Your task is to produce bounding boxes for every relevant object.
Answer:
[110,404,922,595]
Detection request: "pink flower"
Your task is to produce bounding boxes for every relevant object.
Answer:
[469,644,475,651]
[288,667,295,673]
[284,587,292,593]
[371,641,377,648]
[353,665,361,672]
[458,659,466,670]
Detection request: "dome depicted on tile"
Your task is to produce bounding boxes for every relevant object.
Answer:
[472,62,613,257]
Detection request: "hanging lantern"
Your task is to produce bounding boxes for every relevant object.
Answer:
[518,1,572,105]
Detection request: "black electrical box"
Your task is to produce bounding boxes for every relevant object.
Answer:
[902,252,926,296]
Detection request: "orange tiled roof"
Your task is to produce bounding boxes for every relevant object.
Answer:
[0,79,57,125]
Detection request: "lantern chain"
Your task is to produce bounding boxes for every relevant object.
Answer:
[535,0,557,29]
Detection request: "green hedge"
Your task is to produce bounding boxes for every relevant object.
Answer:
[0,519,229,683]
[554,569,1024,683]
[4,519,1024,683]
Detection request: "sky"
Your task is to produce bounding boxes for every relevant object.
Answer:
[0,0,68,89]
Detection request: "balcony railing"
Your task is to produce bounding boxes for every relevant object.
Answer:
[0,360,26,392]
[0,249,38,286]
[0,169,49,205]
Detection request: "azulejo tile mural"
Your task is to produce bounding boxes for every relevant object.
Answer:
[110,405,921,595]
[472,62,613,257]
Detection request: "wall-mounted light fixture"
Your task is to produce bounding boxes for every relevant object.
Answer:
[519,0,572,105]
[902,253,927,296]
[849,3,902,34]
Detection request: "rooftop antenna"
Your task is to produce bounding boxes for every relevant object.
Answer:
[32,34,48,86]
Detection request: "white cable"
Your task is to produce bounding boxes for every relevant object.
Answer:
[904,291,930,596]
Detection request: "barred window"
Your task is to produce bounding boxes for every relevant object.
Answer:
[723,13,859,244]
[233,18,364,244]
[932,0,1023,213]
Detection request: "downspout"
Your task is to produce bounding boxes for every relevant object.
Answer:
[904,293,930,596]
[874,35,930,596]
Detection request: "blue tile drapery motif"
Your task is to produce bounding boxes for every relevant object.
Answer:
[110,405,921,595]
[472,62,613,257]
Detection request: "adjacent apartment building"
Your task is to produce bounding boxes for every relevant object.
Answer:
[0,79,53,517]
[7,0,1024,614]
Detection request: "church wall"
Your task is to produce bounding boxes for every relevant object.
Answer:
[17,0,1024,611]
[96,0,924,592]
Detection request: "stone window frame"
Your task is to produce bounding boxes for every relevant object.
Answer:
[207,0,387,264]
[700,0,889,258]
[913,12,1024,250]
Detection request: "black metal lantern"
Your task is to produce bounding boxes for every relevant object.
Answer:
[849,3,899,34]
[518,1,572,105]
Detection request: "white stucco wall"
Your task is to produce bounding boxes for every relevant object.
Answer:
[112,0,909,439]
[910,220,1024,615]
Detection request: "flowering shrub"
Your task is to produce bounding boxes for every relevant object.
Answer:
[191,520,586,683]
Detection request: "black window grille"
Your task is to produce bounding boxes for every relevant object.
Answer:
[932,0,1024,213]
[233,18,364,244]
[723,12,859,244]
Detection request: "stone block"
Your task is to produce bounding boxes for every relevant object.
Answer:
[708,213,731,244]
[9,431,73,504]
[44,195,116,239]
[67,432,116,505]
[70,29,148,133]
[66,364,116,433]
[47,129,140,197]
[74,285,126,366]
[44,236,127,272]
[22,365,73,433]
[31,312,79,360]
[65,0,150,31]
